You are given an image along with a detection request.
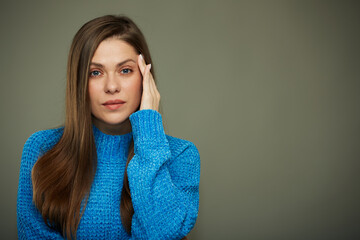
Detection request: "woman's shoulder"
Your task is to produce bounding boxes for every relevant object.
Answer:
[23,126,64,155]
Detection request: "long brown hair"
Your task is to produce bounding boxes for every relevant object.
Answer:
[31,15,154,239]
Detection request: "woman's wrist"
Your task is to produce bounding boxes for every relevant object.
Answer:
[129,109,167,144]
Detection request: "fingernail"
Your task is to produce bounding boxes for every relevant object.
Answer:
[140,54,143,60]
[149,64,152,70]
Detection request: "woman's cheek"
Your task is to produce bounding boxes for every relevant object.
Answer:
[88,82,97,105]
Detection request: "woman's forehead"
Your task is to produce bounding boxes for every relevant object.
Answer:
[92,38,137,63]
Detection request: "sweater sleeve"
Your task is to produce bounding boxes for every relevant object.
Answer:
[17,131,63,240]
[127,110,200,240]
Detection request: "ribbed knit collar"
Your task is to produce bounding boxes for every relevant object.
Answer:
[92,124,133,162]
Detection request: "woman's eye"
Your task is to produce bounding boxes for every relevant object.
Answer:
[90,70,101,77]
[121,68,132,74]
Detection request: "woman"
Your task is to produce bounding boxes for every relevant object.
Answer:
[17,15,200,240]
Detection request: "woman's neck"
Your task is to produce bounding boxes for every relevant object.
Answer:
[91,116,132,135]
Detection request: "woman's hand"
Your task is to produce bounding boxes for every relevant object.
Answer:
[138,54,160,111]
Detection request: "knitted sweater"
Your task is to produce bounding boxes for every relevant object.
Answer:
[17,110,200,240]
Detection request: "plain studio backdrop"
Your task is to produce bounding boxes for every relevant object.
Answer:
[1,1,359,239]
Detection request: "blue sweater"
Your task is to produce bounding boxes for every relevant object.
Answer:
[17,110,200,239]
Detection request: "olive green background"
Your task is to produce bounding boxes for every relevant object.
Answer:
[1,0,359,239]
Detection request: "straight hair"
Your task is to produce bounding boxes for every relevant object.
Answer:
[32,15,155,239]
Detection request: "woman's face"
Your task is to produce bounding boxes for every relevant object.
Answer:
[88,37,142,134]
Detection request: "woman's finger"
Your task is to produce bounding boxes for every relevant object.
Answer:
[137,54,146,76]
[146,64,155,94]
[140,64,160,111]
[148,70,160,109]
[144,64,152,94]
[137,54,160,111]
[138,54,150,92]
[147,66,159,96]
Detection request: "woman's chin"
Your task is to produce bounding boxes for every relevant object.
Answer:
[93,113,130,126]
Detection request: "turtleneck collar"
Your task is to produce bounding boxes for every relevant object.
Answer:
[92,124,133,161]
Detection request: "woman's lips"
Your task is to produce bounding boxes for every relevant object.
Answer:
[103,103,124,110]
[103,99,125,110]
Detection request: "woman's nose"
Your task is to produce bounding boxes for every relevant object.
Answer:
[105,73,120,94]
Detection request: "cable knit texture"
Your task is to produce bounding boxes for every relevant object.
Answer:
[17,110,200,240]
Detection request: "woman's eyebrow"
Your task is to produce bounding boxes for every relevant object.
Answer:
[90,59,136,68]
